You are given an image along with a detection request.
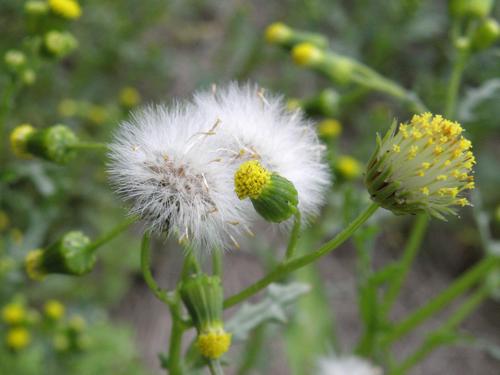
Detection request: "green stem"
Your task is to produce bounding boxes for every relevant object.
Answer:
[380,213,429,317]
[445,49,468,118]
[224,202,379,309]
[382,255,499,346]
[69,142,108,151]
[391,284,490,375]
[169,312,186,375]
[212,249,223,278]
[208,359,224,375]
[285,210,302,261]
[84,216,138,255]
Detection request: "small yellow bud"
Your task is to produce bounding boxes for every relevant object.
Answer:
[336,155,362,180]
[10,124,35,158]
[2,303,26,325]
[25,249,45,281]
[44,300,65,320]
[292,42,324,66]
[6,328,30,350]
[234,160,271,199]
[265,22,292,44]
[68,315,86,332]
[318,119,342,139]
[48,0,81,19]
[119,86,141,108]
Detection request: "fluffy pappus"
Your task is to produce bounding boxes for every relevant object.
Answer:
[317,356,383,375]
[107,103,253,252]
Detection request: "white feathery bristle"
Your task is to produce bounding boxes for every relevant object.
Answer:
[192,82,331,223]
[108,103,254,251]
[317,356,383,375]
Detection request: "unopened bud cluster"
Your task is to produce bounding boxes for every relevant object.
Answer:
[365,113,475,219]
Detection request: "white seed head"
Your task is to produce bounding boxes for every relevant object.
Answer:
[193,82,331,224]
[108,104,253,251]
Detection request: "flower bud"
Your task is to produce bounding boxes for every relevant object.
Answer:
[292,42,325,66]
[2,301,27,325]
[49,0,82,19]
[472,18,500,50]
[321,54,355,84]
[11,124,79,163]
[318,119,342,140]
[302,89,340,117]
[265,22,328,49]
[10,124,36,158]
[21,69,36,85]
[24,0,49,16]
[234,160,298,223]
[180,274,231,359]
[4,50,26,72]
[335,155,362,180]
[6,328,30,351]
[365,113,475,219]
[42,30,78,59]
[25,231,95,279]
[119,86,141,108]
[44,300,65,321]
[449,0,493,18]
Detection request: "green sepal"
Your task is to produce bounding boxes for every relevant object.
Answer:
[40,231,95,276]
[251,174,298,223]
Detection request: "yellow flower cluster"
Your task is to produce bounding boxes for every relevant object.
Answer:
[49,0,81,19]
[196,328,232,359]
[365,113,475,219]
[234,160,271,200]
[6,328,30,350]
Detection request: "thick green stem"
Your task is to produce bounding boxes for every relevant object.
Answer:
[380,214,429,317]
[285,210,302,261]
[84,215,138,255]
[208,359,224,375]
[391,284,490,375]
[212,249,223,278]
[169,314,186,375]
[382,255,499,346]
[224,202,379,308]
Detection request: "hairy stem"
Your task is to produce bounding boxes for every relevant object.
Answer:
[285,210,302,261]
[224,202,379,308]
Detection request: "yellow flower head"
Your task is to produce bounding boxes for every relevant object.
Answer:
[318,119,342,139]
[2,303,26,325]
[365,113,475,219]
[25,249,46,281]
[68,315,86,332]
[44,300,65,320]
[292,42,324,66]
[6,328,30,350]
[196,327,232,359]
[336,155,362,180]
[49,0,81,19]
[265,22,292,44]
[10,124,35,158]
[234,160,271,199]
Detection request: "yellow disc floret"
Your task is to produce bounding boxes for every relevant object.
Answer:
[44,300,65,320]
[196,328,232,359]
[6,328,30,350]
[25,249,45,281]
[365,113,476,219]
[10,124,35,158]
[234,160,271,200]
[292,42,324,66]
[48,0,81,19]
[2,303,26,325]
[336,155,362,180]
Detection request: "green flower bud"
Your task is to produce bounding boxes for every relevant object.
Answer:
[234,160,299,223]
[4,50,27,72]
[472,18,500,50]
[21,69,36,85]
[24,124,78,163]
[265,22,328,50]
[42,31,78,59]
[449,0,493,18]
[24,1,49,16]
[180,274,231,359]
[302,89,340,117]
[25,231,95,279]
